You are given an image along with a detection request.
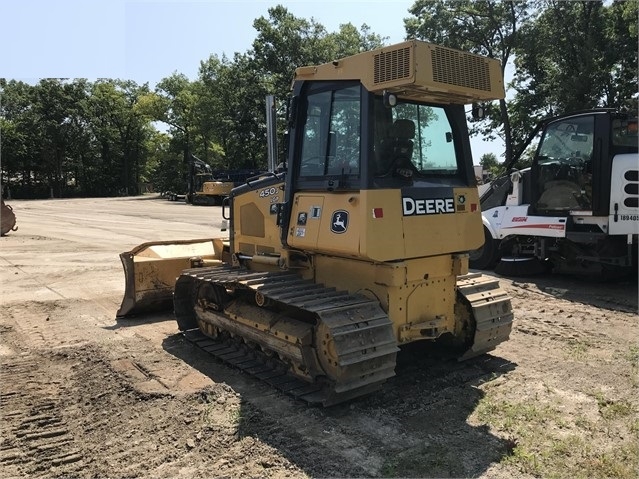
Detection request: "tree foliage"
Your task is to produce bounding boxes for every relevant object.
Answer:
[404,0,637,166]
[1,79,155,198]
[511,0,638,118]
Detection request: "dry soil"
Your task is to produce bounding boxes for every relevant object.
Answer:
[1,196,637,479]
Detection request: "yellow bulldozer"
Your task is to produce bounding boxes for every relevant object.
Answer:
[118,40,514,406]
[188,173,234,206]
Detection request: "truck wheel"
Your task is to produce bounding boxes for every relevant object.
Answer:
[469,226,500,270]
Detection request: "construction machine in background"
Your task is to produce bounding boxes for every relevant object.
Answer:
[470,109,638,279]
[188,169,268,206]
[1,199,18,236]
[162,155,233,205]
[188,173,235,206]
[117,40,514,406]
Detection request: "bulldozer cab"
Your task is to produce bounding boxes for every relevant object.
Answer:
[279,41,505,262]
[287,86,465,181]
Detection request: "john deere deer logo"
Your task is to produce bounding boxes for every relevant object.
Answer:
[330,210,348,234]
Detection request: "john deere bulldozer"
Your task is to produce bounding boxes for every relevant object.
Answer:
[118,40,514,406]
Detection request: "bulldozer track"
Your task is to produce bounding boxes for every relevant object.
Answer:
[175,266,399,406]
[456,273,514,360]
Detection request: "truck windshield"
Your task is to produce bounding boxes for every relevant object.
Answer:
[535,115,594,212]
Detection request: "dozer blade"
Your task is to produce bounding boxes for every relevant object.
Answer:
[117,238,227,317]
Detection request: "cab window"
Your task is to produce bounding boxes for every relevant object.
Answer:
[535,115,594,211]
[299,85,361,178]
[373,96,459,178]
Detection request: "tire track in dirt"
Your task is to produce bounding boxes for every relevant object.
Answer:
[0,339,85,477]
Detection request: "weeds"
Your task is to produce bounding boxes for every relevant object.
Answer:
[229,406,243,425]
[502,445,541,476]
[474,395,639,479]
[626,345,639,365]
[380,457,398,477]
[199,392,217,425]
[564,339,589,360]
[592,392,636,420]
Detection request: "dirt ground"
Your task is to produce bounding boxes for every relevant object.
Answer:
[1,196,637,479]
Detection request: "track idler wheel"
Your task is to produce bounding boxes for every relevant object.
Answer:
[315,321,341,381]
[174,276,230,331]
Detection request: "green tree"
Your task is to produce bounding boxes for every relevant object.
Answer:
[252,6,386,99]
[137,73,199,193]
[511,1,638,127]
[86,80,153,195]
[479,152,506,178]
[32,79,92,198]
[145,130,181,193]
[603,0,638,110]
[193,6,388,174]
[198,52,270,171]
[480,152,499,170]
[2,79,156,198]
[0,80,39,195]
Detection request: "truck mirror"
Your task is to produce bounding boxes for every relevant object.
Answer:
[571,134,589,143]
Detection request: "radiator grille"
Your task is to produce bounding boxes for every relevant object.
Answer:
[623,169,639,208]
[374,46,412,84]
[431,46,492,91]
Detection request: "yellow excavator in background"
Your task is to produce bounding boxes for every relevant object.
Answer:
[118,40,514,406]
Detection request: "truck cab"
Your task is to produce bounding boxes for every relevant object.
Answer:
[474,109,638,277]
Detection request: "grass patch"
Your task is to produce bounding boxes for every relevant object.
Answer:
[476,398,554,434]
[229,406,243,425]
[585,444,639,479]
[502,445,542,476]
[626,345,639,365]
[380,457,398,477]
[564,339,589,360]
[592,392,636,420]
[474,396,639,479]
[199,391,217,425]
[627,346,639,387]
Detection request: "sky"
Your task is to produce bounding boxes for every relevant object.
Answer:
[1,0,504,161]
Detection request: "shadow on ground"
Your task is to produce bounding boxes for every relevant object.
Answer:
[163,332,518,478]
[494,270,638,312]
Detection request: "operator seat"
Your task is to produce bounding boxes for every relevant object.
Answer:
[377,119,416,175]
